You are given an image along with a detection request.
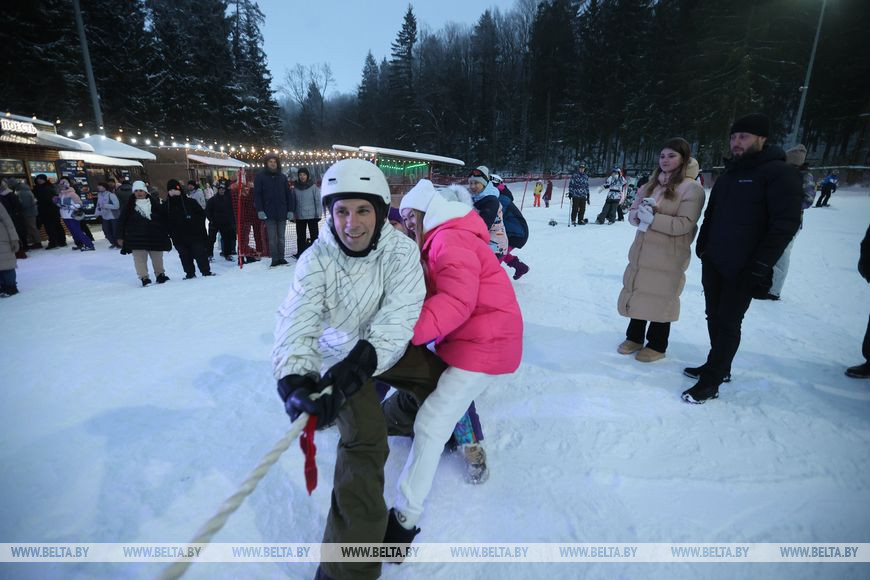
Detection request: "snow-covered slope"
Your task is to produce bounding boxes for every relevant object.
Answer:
[2,184,869,579]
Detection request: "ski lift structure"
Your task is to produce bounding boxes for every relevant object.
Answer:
[332,144,464,205]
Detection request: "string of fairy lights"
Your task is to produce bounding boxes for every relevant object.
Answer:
[6,113,446,173]
[42,117,378,165]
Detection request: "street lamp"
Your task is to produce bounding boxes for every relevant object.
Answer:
[788,0,827,146]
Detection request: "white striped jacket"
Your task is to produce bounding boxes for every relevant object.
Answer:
[272,222,425,380]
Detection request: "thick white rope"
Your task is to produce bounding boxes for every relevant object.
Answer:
[160,387,332,580]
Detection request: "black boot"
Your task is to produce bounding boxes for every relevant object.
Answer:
[682,381,719,404]
[141,277,152,287]
[683,364,731,383]
[156,273,170,284]
[383,508,420,563]
[845,362,870,379]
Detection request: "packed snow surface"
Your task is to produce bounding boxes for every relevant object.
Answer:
[2,182,869,579]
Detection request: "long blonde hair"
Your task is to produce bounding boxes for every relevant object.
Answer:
[642,137,692,201]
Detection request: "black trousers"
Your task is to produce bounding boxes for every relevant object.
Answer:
[175,238,211,275]
[40,210,67,246]
[295,219,319,256]
[570,197,587,223]
[208,222,236,257]
[863,313,870,362]
[597,199,619,223]
[626,318,671,353]
[816,184,834,206]
[700,260,754,385]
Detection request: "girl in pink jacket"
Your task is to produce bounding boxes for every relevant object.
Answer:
[387,179,522,543]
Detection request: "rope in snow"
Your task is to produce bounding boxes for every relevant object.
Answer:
[160,387,332,580]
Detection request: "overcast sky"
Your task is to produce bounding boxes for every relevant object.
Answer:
[257,0,514,97]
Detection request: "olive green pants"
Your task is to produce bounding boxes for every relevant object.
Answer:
[320,344,447,580]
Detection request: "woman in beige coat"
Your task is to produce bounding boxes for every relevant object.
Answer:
[617,137,705,362]
[0,202,20,297]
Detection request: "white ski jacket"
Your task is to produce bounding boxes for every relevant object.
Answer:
[272,221,425,380]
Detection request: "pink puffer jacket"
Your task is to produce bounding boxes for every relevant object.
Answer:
[412,206,523,375]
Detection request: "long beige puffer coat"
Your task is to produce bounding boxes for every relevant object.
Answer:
[617,161,705,322]
[0,202,19,271]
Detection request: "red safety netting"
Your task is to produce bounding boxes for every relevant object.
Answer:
[230,172,325,268]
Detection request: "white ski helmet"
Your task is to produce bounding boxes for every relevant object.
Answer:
[321,158,391,209]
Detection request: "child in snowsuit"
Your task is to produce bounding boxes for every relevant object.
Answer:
[533,180,543,207]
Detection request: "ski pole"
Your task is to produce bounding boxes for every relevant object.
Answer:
[160,387,333,580]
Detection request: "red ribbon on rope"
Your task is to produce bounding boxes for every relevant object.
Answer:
[299,415,318,494]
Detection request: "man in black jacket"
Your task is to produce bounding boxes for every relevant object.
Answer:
[683,113,803,403]
[206,182,236,261]
[253,153,294,267]
[846,225,870,378]
[165,179,213,279]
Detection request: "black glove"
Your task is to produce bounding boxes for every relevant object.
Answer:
[320,340,378,399]
[277,373,344,430]
[743,260,773,299]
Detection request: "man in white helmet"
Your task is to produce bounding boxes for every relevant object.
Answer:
[271,158,444,580]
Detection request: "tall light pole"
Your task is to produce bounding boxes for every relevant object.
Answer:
[72,0,104,133]
[788,0,827,146]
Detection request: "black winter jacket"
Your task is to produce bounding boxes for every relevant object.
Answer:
[206,192,235,227]
[696,144,802,279]
[253,163,294,219]
[165,194,208,243]
[859,225,870,283]
[118,195,172,252]
[34,182,60,216]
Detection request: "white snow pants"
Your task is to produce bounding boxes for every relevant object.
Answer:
[771,234,797,297]
[393,366,494,527]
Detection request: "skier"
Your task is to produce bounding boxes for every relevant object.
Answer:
[617,139,705,363]
[390,179,521,549]
[596,167,625,224]
[815,170,838,207]
[686,113,802,403]
[567,162,590,226]
[533,179,543,207]
[273,159,443,580]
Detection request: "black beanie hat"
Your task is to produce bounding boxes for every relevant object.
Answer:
[730,113,770,137]
[167,179,183,192]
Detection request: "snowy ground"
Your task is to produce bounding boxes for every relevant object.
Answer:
[2,183,869,579]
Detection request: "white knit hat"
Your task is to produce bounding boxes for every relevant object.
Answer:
[131,180,148,192]
[399,179,438,213]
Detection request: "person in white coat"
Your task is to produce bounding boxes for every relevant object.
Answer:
[271,158,442,580]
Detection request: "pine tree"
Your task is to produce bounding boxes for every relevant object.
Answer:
[357,51,382,141]
[229,0,282,143]
[2,0,89,125]
[387,5,418,147]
